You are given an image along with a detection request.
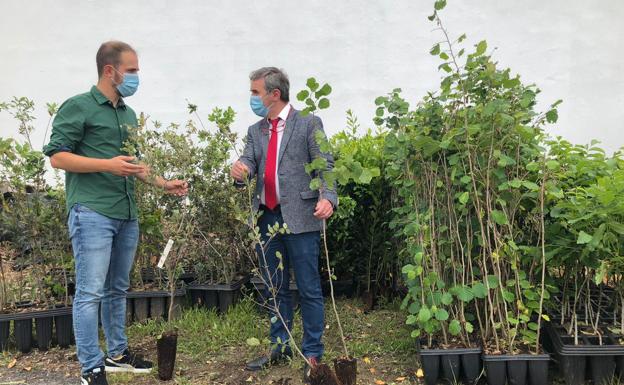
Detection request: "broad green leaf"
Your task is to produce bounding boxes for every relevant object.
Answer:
[246,337,261,346]
[449,319,461,335]
[441,292,453,305]
[435,309,449,321]
[487,275,500,288]
[577,231,593,244]
[475,40,487,56]
[491,210,508,225]
[318,98,330,109]
[472,282,487,298]
[434,0,446,10]
[306,78,319,91]
[419,307,432,323]
[459,191,469,204]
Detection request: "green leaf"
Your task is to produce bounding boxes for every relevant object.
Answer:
[430,44,441,56]
[358,168,374,184]
[434,0,446,10]
[502,289,515,302]
[315,83,332,98]
[318,98,330,109]
[435,309,449,321]
[246,337,261,346]
[456,286,474,302]
[449,319,461,335]
[475,40,487,56]
[441,292,453,305]
[577,231,593,244]
[296,90,309,101]
[491,210,508,225]
[418,307,432,323]
[460,175,471,184]
[545,109,558,123]
[459,191,469,204]
[306,78,319,91]
[487,275,500,289]
[472,282,487,298]
[465,322,474,333]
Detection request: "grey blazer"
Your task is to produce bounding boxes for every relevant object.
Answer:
[238,108,338,234]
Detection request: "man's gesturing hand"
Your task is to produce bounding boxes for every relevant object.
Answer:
[164,180,189,196]
[230,160,250,182]
[107,156,146,177]
[314,198,334,220]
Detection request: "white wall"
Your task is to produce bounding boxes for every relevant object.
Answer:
[1,0,623,159]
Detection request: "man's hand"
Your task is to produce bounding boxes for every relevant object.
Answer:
[107,156,146,177]
[314,198,334,220]
[164,180,189,196]
[230,160,250,182]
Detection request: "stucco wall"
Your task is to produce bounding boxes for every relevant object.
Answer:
[1,0,623,156]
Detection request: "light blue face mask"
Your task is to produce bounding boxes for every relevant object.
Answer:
[113,68,139,97]
[250,95,269,117]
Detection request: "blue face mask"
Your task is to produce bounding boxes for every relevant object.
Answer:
[250,95,269,117]
[113,69,139,97]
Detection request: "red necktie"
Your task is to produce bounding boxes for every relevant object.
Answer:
[264,118,280,210]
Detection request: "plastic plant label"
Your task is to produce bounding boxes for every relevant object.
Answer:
[157,238,174,269]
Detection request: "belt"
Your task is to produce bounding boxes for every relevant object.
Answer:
[259,204,281,213]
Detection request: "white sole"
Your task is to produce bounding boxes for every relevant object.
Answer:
[105,365,152,374]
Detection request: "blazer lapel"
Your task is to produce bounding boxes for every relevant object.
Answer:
[259,119,270,159]
[278,109,297,166]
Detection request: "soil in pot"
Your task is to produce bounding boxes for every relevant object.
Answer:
[157,329,178,381]
[334,356,357,385]
[35,316,54,351]
[309,363,341,385]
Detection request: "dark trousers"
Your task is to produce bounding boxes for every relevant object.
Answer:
[256,206,324,359]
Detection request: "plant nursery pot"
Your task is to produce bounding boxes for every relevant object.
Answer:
[125,298,134,324]
[483,354,549,385]
[149,296,166,320]
[483,359,506,385]
[310,362,341,385]
[545,322,622,385]
[440,353,461,383]
[189,275,249,313]
[54,314,73,348]
[35,316,54,351]
[418,343,482,385]
[157,330,178,381]
[165,294,185,321]
[506,360,527,385]
[589,355,616,385]
[420,354,440,385]
[333,356,357,385]
[132,297,149,322]
[616,355,624,379]
[14,319,32,353]
[0,320,9,351]
[461,351,482,384]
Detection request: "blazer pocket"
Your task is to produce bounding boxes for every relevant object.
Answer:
[299,190,320,200]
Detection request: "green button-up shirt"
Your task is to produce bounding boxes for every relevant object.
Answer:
[43,86,138,220]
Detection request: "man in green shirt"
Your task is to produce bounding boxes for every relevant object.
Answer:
[44,41,187,385]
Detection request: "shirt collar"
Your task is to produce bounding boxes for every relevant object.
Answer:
[267,103,291,123]
[90,85,126,109]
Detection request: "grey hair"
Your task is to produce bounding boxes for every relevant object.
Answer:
[249,67,290,102]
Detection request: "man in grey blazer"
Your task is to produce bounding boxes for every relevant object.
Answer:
[231,67,337,382]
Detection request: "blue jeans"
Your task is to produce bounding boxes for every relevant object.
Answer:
[257,208,324,359]
[68,204,138,374]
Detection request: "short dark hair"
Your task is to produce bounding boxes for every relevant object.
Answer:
[96,41,136,78]
[249,67,290,102]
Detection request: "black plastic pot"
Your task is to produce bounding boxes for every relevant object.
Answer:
[55,314,73,348]
[0,320,9,351]
[126,289,186,323]
[133,297,149,322]
[418,344,482,385]
[35,316,54,351]
[157,330,178,381]
[249,275,299,312]
[125,298,134,324]
[149,297,166,320]
[189,275,249,313]
[165,294,185,321]
[483,354,549,385]
[14,319,32,353]
[546,322,623,385]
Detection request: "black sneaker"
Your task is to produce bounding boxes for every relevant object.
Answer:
[81,366,108,385]
[105,349,153,374]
